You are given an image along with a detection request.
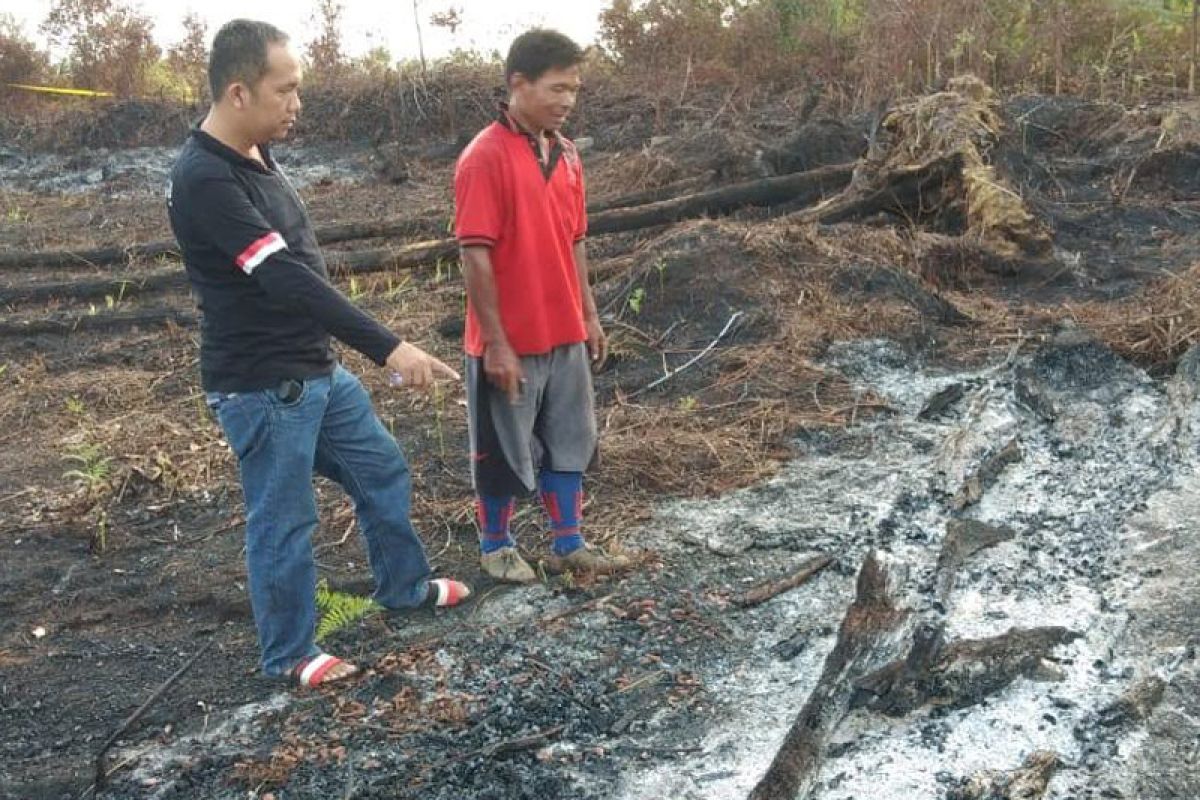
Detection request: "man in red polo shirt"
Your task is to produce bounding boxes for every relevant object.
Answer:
[455,29,630,583]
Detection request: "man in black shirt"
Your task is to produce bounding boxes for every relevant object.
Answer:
[168,19,469,688]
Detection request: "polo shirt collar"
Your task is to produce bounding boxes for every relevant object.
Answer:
[191,126,277,174]
[497,101,563,145]
[497,102,566,181]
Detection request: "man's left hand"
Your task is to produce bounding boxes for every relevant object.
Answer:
[585,316,608,370]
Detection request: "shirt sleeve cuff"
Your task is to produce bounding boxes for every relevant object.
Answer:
[458,236,497,248]
[370,332,404,366]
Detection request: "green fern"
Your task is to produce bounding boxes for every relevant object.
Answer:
[315,579,382,642]
[627,286,646,315]
[62,443,112,490]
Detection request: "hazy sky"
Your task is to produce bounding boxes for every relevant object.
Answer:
[2,0,609,60]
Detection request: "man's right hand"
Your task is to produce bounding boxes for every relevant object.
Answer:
[483,339,524,404]
[386,341,460,390]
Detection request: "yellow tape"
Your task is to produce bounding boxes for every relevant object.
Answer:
[5,83,114,98]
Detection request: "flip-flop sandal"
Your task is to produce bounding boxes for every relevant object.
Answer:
[425,578,471,608]
[292,653,358,689]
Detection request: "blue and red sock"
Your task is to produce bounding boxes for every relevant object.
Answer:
[476,495,516,554]
[539,470,586,556]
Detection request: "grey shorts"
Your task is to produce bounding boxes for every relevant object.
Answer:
[466,342,598,496]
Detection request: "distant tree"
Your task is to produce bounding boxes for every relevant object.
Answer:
[306,0,347,79]
[598,0,735,71]
[166,12,209,103]
[429,6,463,35]
[353,45,395,79]
[40,0,161,96]
[413,0,428,77]
[0,13,50,87]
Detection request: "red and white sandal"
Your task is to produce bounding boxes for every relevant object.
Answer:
[426,578,471,608]
[292,653,358,689]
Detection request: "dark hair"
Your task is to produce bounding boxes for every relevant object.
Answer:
[505,29,583,83]
[208,19,289,101]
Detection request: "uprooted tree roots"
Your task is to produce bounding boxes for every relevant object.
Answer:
[784,74,1055,279]
[874,75,1053,260]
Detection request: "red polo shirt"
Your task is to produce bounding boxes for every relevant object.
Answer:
[454,110,588,357]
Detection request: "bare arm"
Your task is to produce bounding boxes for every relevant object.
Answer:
[574,240,608,368]
[461,245,508,348]
[462,245,523,402]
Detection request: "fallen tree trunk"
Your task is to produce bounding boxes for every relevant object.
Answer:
[734,554,834,609]
[3,164,858,310]
[0,232,464,283]
[1,270,187,307]
[0,219,441,273]
[589,162,854,236]
[919,383,966,420]
[1098,675,1167,728]
[0,308,195,337]
[324,163,850,269]
[306,216,439,244]
[0,163,855,274]
[587,173,715,213]
[789,153,965,228]
[748,551,912,800]
[0,238,461,307]
[313,164,852,269]
[948,750,1061,800]
[951,437,1023,511]
[850,624,1081,717]
[934,519,1017,603]
[324,238,459,276]
[0,241,180,271]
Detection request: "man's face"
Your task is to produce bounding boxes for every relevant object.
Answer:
[511,64,582,133]
[234,42,303,143]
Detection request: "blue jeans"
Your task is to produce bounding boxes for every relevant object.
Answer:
[207,365,432,676]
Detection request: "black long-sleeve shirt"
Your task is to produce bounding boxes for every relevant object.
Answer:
[167,129,400,392]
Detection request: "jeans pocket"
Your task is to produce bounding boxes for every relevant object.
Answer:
[267,379,309,409]
[215,394,270,461]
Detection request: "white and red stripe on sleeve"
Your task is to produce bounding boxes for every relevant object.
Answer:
[235,231,287,275]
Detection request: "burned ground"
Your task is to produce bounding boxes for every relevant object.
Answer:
[2,83,1199,800]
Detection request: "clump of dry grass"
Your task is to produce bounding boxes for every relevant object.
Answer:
[742,214,1066,364]
[0,344,238,551]
[1070,262,1200,372]
[1093,101,1200,153]
[585,148,687,199]
[877,74,1052,260]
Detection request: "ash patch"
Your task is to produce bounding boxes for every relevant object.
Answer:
[0,142,375,196]
[614,332,1189,799]
[85,333,1198,800]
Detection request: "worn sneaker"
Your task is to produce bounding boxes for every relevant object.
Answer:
[481,547,537,584]
[545,545,632,576]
